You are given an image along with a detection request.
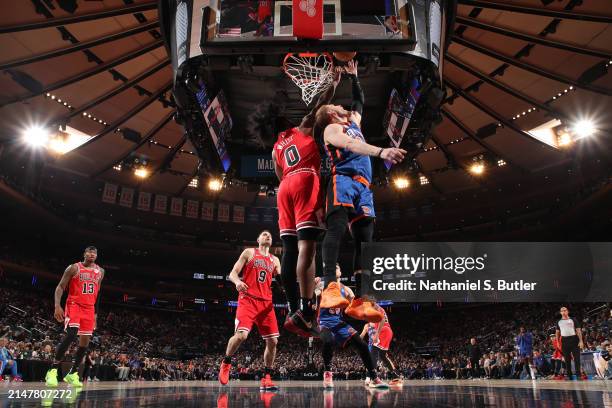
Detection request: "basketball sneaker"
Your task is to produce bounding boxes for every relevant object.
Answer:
[45,368,58,387]
[579,373,589,381]
[323,371,334,388]
[63,372,82,387]
[260,374,278,391]
[389,378,404,387]
[284,310,319,338]
[219,361,231,385]
[553,375,564,380]
[364,376,371,386]
[320,282,350,309]
[345,298,383,323]
[368,378,389,389]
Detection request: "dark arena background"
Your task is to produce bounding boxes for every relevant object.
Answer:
[0,0,611,407]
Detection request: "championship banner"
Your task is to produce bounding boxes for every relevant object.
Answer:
[263,208,275,224]
[102,182,118,204]
[170,197,183,216]
[293,0,323,39]
[201,202,214,221]
[153,195,167,214]
[218,203,230,222]
[137,192,151,211]
[119,187,134,208]
[233,205,245,224]
[361,242,612,302]
[247,207,260,223]
[186,200,199,219]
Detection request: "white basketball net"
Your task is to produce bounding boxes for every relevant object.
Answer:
[283,53,334,105]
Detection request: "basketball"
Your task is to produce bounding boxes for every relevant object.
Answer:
[333,51,357,62]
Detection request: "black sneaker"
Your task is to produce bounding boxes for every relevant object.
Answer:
[283,310,319,338]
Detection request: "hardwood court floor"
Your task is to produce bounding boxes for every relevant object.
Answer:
[1,379,611,407]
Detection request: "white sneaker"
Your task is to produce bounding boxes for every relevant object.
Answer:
[368,378,389,389]
[364,376,371,386]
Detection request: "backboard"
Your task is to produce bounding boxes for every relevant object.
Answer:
[200,0,416,54]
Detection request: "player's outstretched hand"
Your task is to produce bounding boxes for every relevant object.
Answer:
[54,305,64,322]
[235,280,249,292]
[345,60,358,77]
[332,67,342,86]
[380,147,407,164]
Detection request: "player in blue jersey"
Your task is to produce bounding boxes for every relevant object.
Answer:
[314,60,406,320]
[315,264,388,389]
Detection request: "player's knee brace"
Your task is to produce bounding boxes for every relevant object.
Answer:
[281,235,299,312]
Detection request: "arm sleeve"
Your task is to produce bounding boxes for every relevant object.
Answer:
[348,74,364,115]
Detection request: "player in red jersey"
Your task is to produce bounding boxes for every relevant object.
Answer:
[219,230,282,390]
[273,68,342,338]
[45,246,104,387]
[360,303,403,386]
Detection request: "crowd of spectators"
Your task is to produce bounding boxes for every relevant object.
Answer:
[1,277,610,382]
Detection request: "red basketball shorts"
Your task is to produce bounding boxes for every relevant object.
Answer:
[373,326,393,351]
[277,170,324,237]
[64,301,95,336]
[235,293,279,339]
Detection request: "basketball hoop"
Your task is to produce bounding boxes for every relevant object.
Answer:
[283,52,334,105]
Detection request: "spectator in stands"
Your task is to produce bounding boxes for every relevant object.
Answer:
[0,337,22,381]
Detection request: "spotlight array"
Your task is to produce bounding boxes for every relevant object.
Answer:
[189,178,200,188]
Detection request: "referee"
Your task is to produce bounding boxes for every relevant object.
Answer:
[555,306,585,380]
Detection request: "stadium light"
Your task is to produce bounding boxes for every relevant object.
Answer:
[572,119,596,139]
[470,163,485,175]
[22,126,50,147]
[557,131,573,147]
[134,168,149,178]
[393,177,410,189]
[208,178,223,191]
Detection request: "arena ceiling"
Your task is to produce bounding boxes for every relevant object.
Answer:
[0,0,610,207]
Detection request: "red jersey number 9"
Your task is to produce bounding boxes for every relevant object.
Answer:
[258,270,267,283]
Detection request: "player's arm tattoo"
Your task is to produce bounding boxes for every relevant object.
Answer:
[55,264,77,307]
[324,124,378,157]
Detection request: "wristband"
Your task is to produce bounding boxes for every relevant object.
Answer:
[377,148,384,157]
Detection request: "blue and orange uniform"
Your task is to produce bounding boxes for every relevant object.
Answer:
[318,285,357,347]
[324,121,375,224]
